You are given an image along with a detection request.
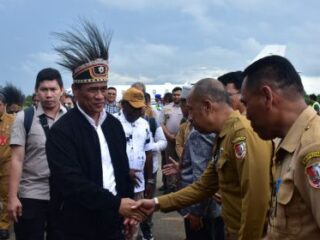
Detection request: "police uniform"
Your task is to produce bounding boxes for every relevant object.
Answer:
[158,111,272,240]
[0,112,14,230]
[268,106,320,239]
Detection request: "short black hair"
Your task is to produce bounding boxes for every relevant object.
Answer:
[172,87,182,93]
[108,87,117,91]
[163,92,173,103]
[35,68,63,90]
[218,71,243,90]
[3,83,25,106]
[145,92,151,104]
[243,55,304,96]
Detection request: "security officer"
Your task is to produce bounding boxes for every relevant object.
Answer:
[134,78,272,240]
[241,55,320,239]
[0,91,15,240]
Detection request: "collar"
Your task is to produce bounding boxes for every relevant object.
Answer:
[118,110,141,126]
[219,110,241,138]
[36,103,67,118]
[278,106,317,153]
[77,102,107,127]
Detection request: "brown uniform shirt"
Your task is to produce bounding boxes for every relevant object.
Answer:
[158,111,272,240]
[175,121,192,159]
[0,113,15,175]
[269,107,320,239]
[0,112,14,229]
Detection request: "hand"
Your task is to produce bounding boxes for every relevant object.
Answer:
[185,214,203,231]
[129,169,142,187]
[123,217,138,240]
[7,196,22,222]
[131,199,156,216]
[162,157,180,176]
[144,183,153,199]
[119,198,146,222]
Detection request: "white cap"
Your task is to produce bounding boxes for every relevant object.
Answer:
[181,84,192,99]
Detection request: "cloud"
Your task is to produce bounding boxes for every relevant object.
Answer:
[111,39,177,76]
[18,51,73,92]
[109,72,153,85]
[301,75,320,94]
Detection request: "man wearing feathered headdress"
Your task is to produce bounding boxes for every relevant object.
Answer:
[46,21,142,239]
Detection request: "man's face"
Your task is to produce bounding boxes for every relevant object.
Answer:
[172,90,181,104]
[241,78,274,140]
[64,97,74,109]
[0,101,6,116]
[180,99,189,118]
[107,89,117,103]
[36,80,63,110]
[187,94,214,134]
[122,101,143,123]
[225,83,245,112]
[32,95,40,107]
[73,82,107,118]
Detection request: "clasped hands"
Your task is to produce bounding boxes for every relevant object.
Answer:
[119,198,157,239]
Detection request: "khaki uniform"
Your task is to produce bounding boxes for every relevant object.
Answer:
[159,111,272,240]
[268,107,320,239]
[0,113,14,230]
[175,121,192,160]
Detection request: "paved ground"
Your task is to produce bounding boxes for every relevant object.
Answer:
[7,172,185,240]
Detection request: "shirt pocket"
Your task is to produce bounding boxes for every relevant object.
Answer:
[273,179,302,235]
[216,154,234,185]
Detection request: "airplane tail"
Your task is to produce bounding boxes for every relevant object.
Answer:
[251,45,286,63]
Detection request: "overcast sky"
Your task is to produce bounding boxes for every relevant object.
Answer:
[0,0,319,94]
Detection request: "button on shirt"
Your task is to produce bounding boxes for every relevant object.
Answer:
[116,111,153,193]
[77,103,117,196]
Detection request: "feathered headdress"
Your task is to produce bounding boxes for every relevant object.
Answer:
[54,20,111,84]
[2,83,25,106]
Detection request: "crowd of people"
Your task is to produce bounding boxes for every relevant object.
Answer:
[0,20,320,240]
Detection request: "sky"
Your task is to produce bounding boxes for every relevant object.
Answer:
[0,0,319,95]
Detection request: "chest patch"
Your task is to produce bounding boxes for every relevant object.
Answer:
[306,162,320,189]
[234,141,246,160]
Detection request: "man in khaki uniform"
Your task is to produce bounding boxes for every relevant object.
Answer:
[134,78,272,240]
[241,55,320,239]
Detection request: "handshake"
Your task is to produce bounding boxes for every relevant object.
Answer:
[119,198,158,239]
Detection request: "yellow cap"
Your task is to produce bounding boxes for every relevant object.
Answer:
[123,87,146,108]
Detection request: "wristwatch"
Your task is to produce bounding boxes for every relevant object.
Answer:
[153,197,160,211]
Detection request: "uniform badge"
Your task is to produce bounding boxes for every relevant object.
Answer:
[234,141,246,160]
[0,135,8,146]
[306,162,320,189]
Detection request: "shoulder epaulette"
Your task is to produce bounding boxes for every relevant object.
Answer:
[232,136,246,144]
[302,151,320,166]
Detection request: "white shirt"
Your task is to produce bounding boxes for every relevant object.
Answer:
[77,103,117,196]
[151,126,167,173]
[115,111,153,193]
